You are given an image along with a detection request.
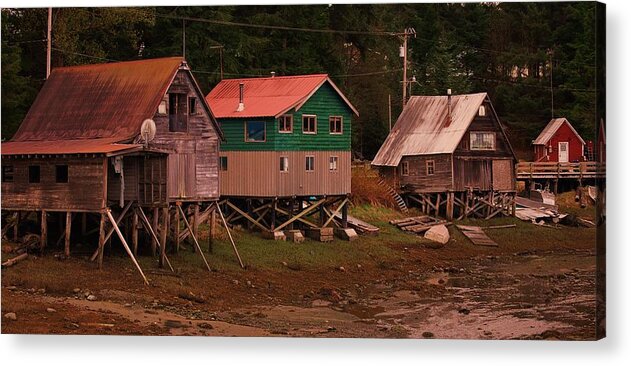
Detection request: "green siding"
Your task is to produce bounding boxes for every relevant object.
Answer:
[219,82,353,152]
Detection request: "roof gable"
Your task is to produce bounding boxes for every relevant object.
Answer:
[205,74,359,118]
[533,118,586,145]
[372,93,488,166]
[11,57,184,143]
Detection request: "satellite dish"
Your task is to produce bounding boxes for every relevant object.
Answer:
[140,119,156,145]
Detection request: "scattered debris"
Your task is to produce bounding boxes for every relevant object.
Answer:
[424,225,450,245]
[86,295,97,301]
[46,308,56,313]
[4,312,17,320]
[390,216,449,234]
[485,224,517,230]
[456,225,498,247]
[1,253,28,268]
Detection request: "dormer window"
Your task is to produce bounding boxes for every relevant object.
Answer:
[169,93,188,132]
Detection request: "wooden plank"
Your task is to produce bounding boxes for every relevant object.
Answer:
[132,211,139,256]
[135,206,173,272]
[105,209,149,285]
[456,225,498,247]
[65,212,71,256]
[97,213,106,269]
[214,201,245,269]
[177,205,211,271]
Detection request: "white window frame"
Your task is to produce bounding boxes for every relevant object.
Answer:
[470,131,496,151]
[305,156,315,172]
[329,116,343,134]
[302,115,317,134]
[329,156,339,171]
[478,105,486,117]
[280,156,289,172]
[279,114,293,133]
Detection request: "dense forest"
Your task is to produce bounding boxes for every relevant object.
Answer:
[1,3,603,159]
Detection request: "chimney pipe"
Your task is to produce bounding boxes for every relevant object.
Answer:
[237,82,244,112]
[270,71,276,78]
[446,89,452,126]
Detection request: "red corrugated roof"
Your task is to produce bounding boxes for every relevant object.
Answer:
[206,74,359,118]
[11,57,184,142]
[1,138,142,155]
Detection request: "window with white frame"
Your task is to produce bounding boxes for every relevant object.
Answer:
[279,115,293,133]
[302,115,317,134]
[329,156,339,171]
[280,156,289,172]
[478,105,486,117]
[470,132,495,150]
[329,116,343,134]
[305,156,315,172]
[401,161,409,176]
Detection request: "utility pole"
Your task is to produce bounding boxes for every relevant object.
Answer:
[46,7,52,79]
[549,47,554,118]
[400,27,416,107]
[182,19,186,59]
[388,94,392,131]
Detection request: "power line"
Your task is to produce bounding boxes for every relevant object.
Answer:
[51,47,118,62]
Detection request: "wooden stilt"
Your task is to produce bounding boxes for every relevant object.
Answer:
[446,192,454,221]
[97,213,106,269]
[40,210,47,254]
[135,206,173,272]
[89,201,133,262]
[208,207,216,253]
[215,202,245,269]
[152,207,159,256]
[13,211,20,242]
[435,194,441,218]
[288,198,295,230]
[193,204,199,253]
[271,199,277,231]
[105,209,149,285]
[175,202,181,254]
[160,207,168,268]
[132,211,139,256]
[65,211,71,257]
[246,200,253,230]
[342,199,348,229]
[177,205,211,271]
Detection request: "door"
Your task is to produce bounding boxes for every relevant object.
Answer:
[558,142,569,162]
[492,159,514,190]
[168,153,196,199]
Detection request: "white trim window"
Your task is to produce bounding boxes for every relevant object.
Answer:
[329,116,343,134]
[329,156,339,171]
[470,132,496,150]
[280,156,289,172]
[305,156,315,172]
[478,105,486,117]
[302,115,317,134]
[278,114,293,133]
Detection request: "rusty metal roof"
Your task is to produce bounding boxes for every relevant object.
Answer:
[372,93,490,166]
[206,74,359,118]
[1,138,142,156]
[11,57,184,142]
[533,118,586,145]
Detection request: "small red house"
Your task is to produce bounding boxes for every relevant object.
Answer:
[533,118,585,162]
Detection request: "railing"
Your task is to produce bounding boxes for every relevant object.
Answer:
[516,161,606,179]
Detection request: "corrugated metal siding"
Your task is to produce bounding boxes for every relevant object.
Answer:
[372,93,488,166]
[219,151,351,197]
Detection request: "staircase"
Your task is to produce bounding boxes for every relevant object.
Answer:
[378,179,409,213]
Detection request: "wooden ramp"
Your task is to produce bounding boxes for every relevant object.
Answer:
[456,225,498,247]
[334,213,380,235]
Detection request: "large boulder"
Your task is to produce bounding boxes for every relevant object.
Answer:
[424,225,450,247]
